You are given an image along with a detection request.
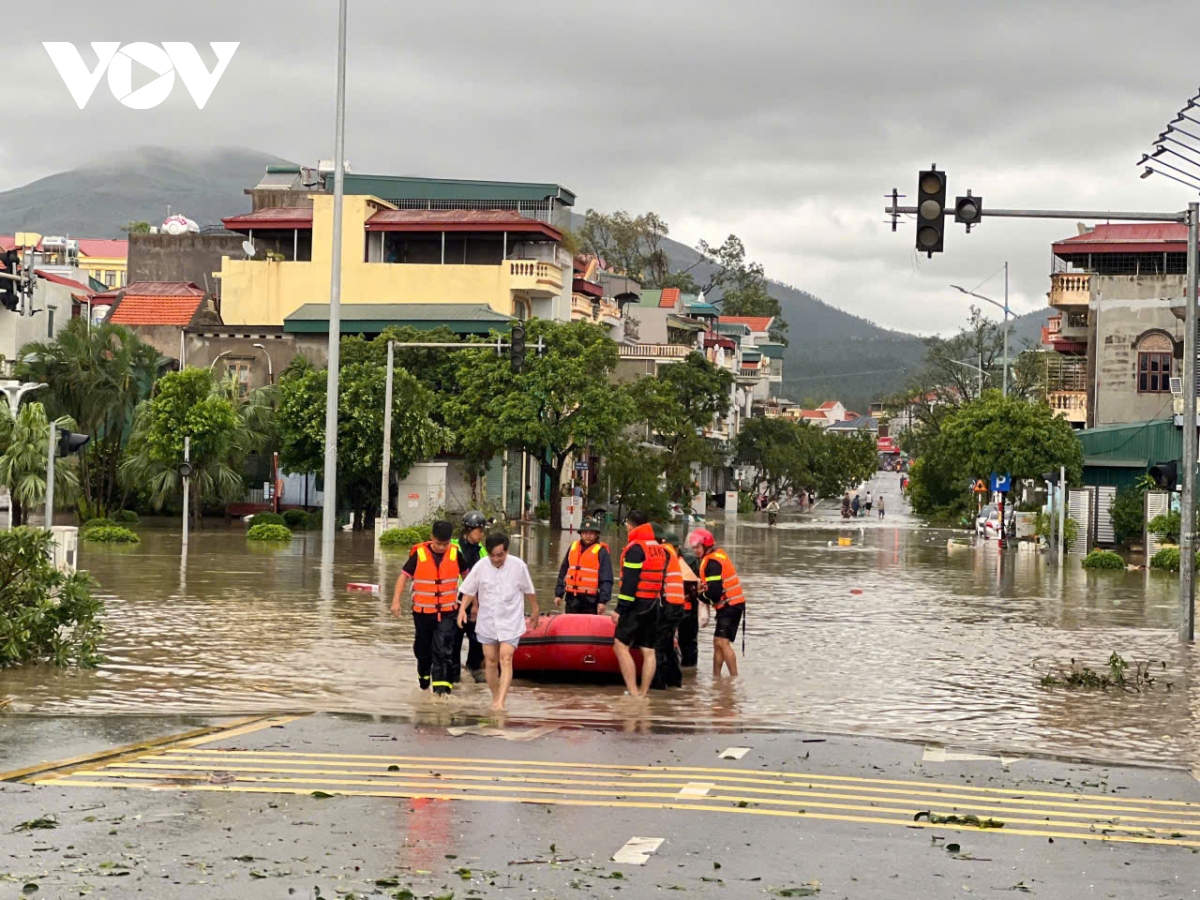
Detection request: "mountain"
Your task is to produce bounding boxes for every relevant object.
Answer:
[0,147,292,237]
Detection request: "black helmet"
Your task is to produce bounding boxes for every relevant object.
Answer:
[580,516,601,533]
[462,511,487,529]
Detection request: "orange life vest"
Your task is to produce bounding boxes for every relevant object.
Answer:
[663,544,687,607]
[410,542,462,614]
[704,548,744,608]
[620,524,669,602]
[564,540,608,595]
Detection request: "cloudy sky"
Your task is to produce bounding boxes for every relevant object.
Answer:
[2,0,1198,334]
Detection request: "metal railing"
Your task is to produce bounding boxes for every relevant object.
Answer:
[618,343,692,359]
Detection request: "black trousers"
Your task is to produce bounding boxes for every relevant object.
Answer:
[413,611,458,695]
[651,602,685,690]
[678,602,700,668]
[564,592,604,615]
[451,619,485,681]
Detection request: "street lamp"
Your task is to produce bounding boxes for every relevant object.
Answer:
[951,261,1011,397]
[935,355,988,398]
[209,351,232,374]
[253,343,274,385]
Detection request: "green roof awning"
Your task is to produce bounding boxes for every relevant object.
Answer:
[714,322,750,335]
[667,315,705,331]
[341,174,576,207]
[740,349,762,362]
[284,302,515,335]
[1083,457,1148,469]
[684,302,719,316]
[756,342,785,359]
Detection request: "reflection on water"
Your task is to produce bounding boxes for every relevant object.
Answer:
[1,475,1195,769]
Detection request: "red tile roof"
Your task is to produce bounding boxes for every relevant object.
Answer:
[797,409,825,418]
[35,270,94,294]
[222,208,315,230]
[76,239,128,259]
[718,315,773,333]
[114,281,205,298]
[364,209,562,240]
[817,401,839,410]
[1053,223,1188,255]
[658,287,681,309]
[109,292,205,326]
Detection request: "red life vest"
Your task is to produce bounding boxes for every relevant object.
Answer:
[704,548,744,608]
[564,540,608,595]
[619,524,669,602]
[410,542,462,614]
[663,544,687,607]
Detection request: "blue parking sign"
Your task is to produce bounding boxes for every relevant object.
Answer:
[990,473,1012,493]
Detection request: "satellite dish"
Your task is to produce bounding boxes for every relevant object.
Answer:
[242,240,257,258]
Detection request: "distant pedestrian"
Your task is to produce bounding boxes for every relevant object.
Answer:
[864,491,873,515]
[851,494,861,518]
[457,533,539,712]
[877,496,886,518]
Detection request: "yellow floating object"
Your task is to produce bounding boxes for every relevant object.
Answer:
[838,537,853,547]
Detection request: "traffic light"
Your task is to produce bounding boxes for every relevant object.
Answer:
[57,430,90,457]
[915,167,947,256]
[955,193,983,230]
[1150,460,1180,490]
[177,461,194,479]
[1,250,19,312]
[510,323,526,374]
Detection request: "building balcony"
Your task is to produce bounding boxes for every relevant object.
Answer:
[1048,390,1087,424]
[570,294,597,321]
[598,299,622,325]
[1048,272,1090,311]
[618,343,693,361]
[509,260,563,296]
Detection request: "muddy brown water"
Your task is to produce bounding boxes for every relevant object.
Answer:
[2,474,1196,769]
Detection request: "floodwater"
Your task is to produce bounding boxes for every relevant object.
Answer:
[2,473,1196,770]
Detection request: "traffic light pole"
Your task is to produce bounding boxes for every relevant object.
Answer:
[887,195,1195,641]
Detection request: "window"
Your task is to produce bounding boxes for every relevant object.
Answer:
[104,270,116,287]
[227,363,251,398]
[1137,332,1174,393]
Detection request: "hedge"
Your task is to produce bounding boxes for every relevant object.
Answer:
[247,523,293,542]
[82,517,116,532]
[283,509,314,531]
[1081,549,1126,570]
[379,525,433,548]
[82,525,140,544]
[112,510,140,526]
[249,512,286,528]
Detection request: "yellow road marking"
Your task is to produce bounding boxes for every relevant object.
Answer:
[91,761,1200,828]
[166,749,1200,809]
[173,715,305,748]
[47,779,1200,849]
[0,715,287,783]
[147,753,1200,818]
[65,768,1200,837]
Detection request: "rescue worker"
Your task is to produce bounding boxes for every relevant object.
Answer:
[676,535,702,669]
[390,520,462,696]
[688,528,744,679]
[612,510,669,698]
[553,517,614,614]
[451,511,488,683]
[652,532,694,689]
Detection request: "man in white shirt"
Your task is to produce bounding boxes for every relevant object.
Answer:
[457,533,539,711]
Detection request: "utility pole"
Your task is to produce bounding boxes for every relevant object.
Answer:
[888,178,1195,638]
[379,340,394,532]
[181,437,192,549]
[1003,262,1010,398]
[45,421,56,528]
[1180,202,1198,642]
[321,0,349,548]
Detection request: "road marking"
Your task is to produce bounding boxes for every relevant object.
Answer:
[46,780,1200,849]
[154,750,1200,810]
[719,747,750,760]
[613,836,663,864]
[678,782,714,798]
[922,745,1023,766]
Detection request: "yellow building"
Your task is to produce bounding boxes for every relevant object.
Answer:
[216,193,570,327]
[0,235,127,288]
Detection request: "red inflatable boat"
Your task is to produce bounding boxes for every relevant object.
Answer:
[512,612,644,678]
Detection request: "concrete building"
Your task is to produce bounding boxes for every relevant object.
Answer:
[3,236,127,290]
[0,239,94,370]
[127,232,245,296]
[1044,224,1186,428]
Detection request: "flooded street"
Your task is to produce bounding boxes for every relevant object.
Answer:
[2,474,1196,769]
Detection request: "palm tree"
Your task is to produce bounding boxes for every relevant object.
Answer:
[0,403,81,526]
[17,320,164,518]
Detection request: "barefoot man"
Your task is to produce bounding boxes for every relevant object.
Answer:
[457,533,539,711]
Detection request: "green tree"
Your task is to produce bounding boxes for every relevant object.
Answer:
[0,403,81,526]
[595,437,671,526]
[277,360,443,528]
[697,234,788,344]
[939,391,1083,486]
[734,416,818,500]
[17,320,164,518]
[120,368,263,527]
[122,221,152,234]
[446,320,633,530]
[0,528,103,668]
[628,352,733,505]
[815,431,879,498]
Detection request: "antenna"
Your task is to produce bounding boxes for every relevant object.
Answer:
[242,240,257,258]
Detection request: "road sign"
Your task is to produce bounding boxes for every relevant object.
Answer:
[972,479,988,494]
[574,461,590,471]
[990,473,1012,493]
